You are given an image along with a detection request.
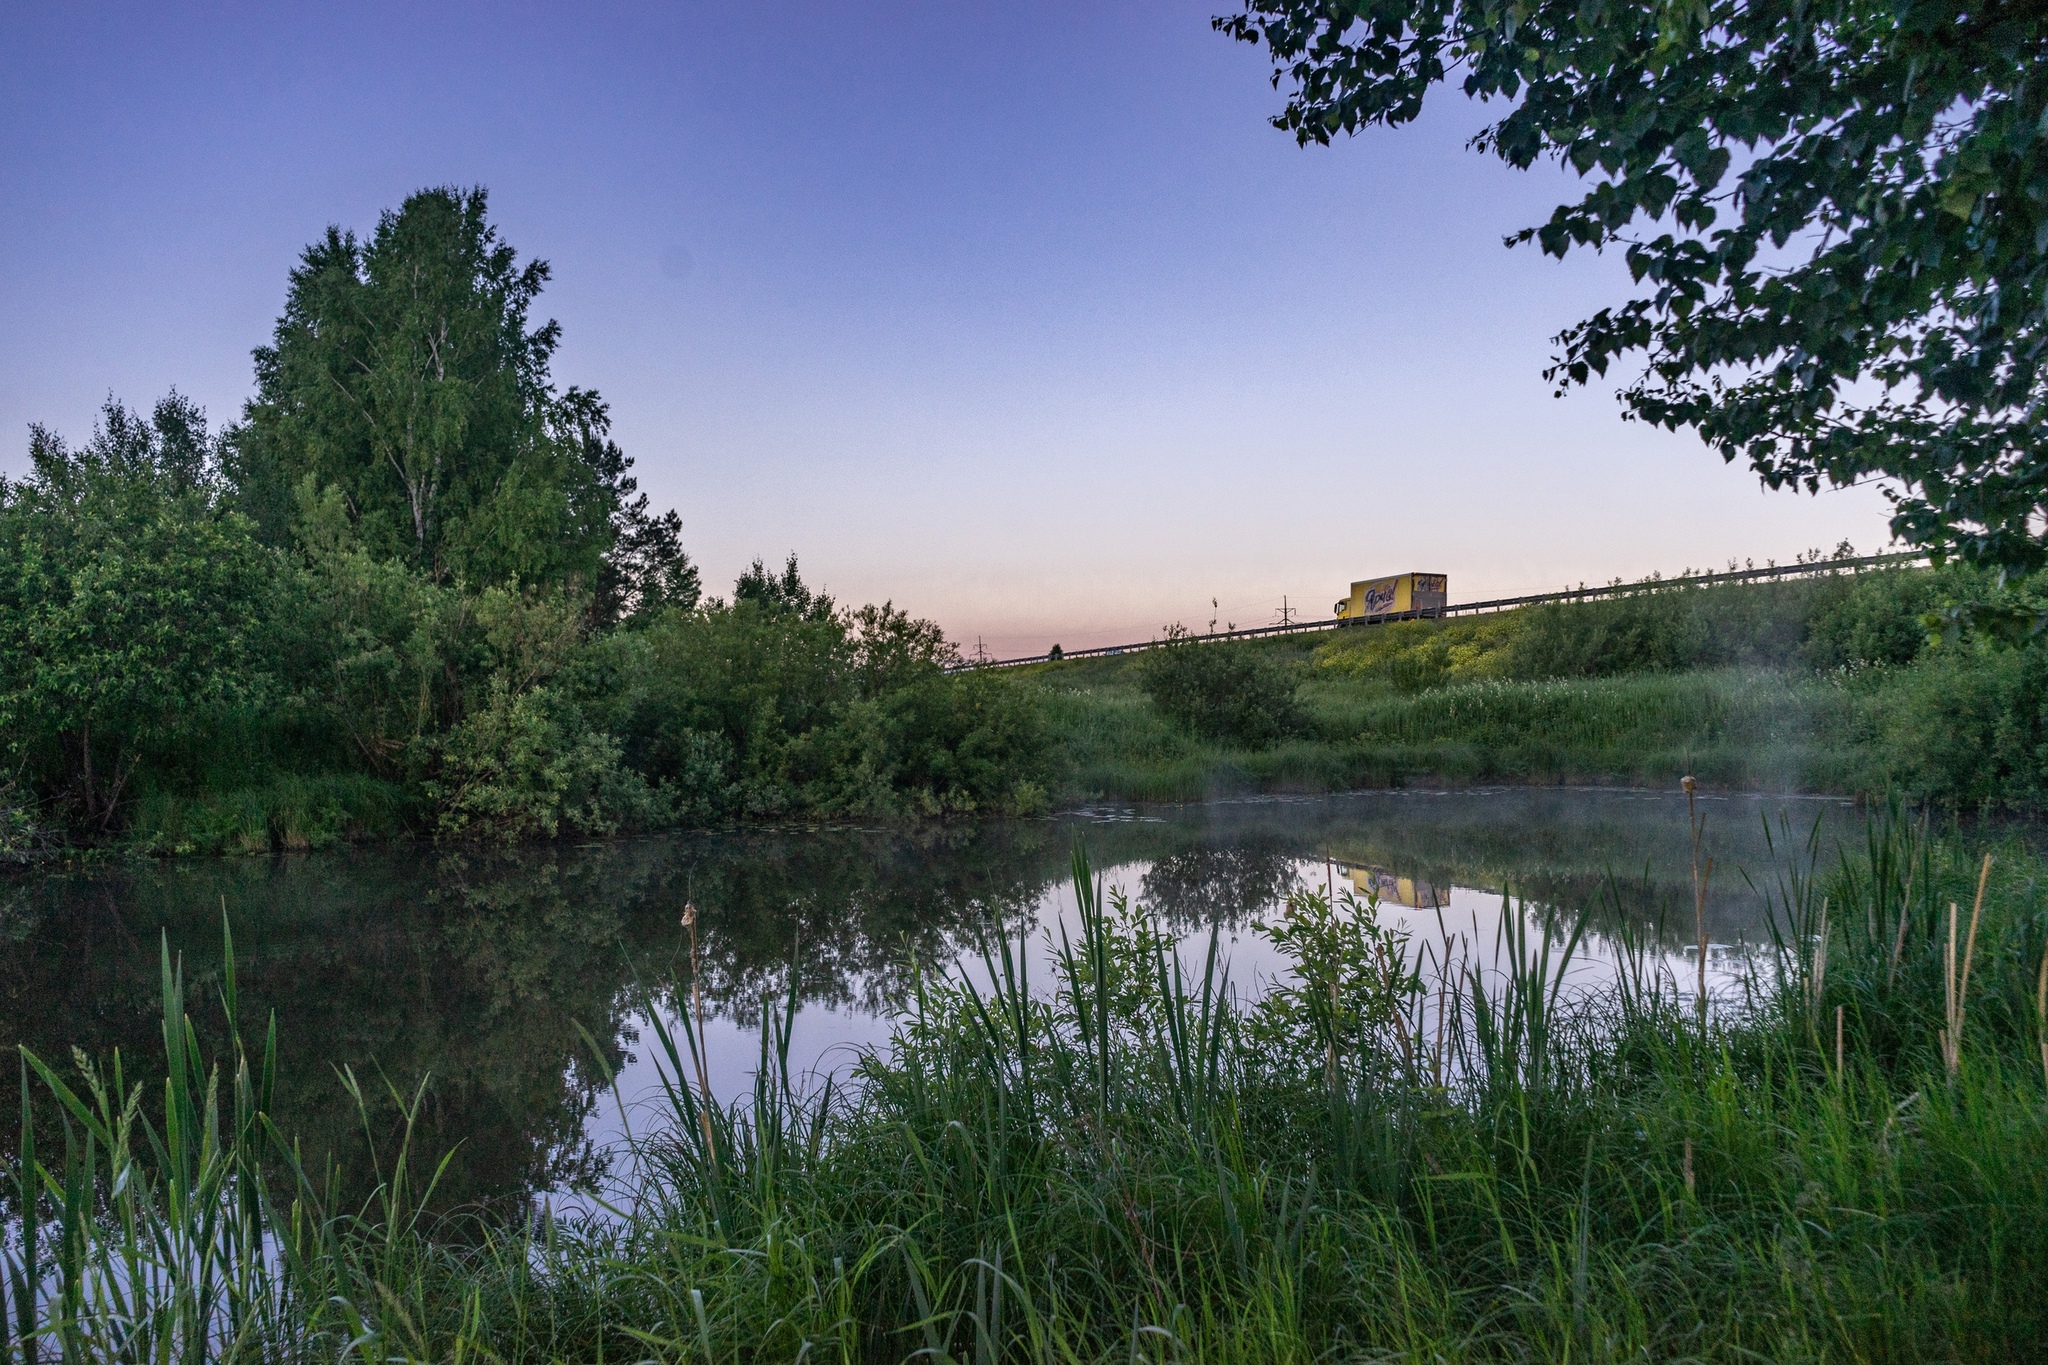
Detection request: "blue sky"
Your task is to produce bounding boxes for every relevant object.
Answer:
[1,1,1895,654]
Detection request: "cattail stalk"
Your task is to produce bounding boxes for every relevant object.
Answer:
[2035,943,2047,1093]
[683,901,719,1169]
[1887,815,1922,989]
[1810,899,1829,1032]
[1684,776,1711,1025]
[1940,855,1992,1080]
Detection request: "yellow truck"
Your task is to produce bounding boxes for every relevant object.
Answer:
[1334,572,1448,623]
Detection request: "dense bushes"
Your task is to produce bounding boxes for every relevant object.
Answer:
[0,429,1054,848]
[1137,624,1304,745]
[0,189,1053,852]
[1875,645,2048,808]
[0,432,1053,846]
[428,683,659,840]
[0,418,1052,850]
[1799,567,1949,668]
[589,577,1054,824]
[0,397,282,836]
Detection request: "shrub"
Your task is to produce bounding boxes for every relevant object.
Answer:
[0,780,57,865]
[1801,567,1948,669]
[1502,578,1833,677]
[0,401,281,834]
[1138,626,1304,746]
[1314,615,1518,691]
[591,567,1047,822]
[797,670,1056,816]
[1877,642,2048,807]
[428,683,666,841]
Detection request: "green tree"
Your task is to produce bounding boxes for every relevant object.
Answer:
[1219,0,2048,569]
[0,397,276,831]
[279,478,464,772]
[235,186,689,594]
[733,553,836,621]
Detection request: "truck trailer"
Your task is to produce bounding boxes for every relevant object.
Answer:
[1334,572,1448,623]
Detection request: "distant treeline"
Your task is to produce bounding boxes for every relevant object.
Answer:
[0,189,1053,855]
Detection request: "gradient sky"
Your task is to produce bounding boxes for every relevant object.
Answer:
[2,2,1898,655]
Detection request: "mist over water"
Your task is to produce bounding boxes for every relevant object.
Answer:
[1,788,1861,1212]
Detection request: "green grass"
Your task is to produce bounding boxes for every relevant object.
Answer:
[1041,658,1891,802]
[125,773,414,855]
[1309,666,1885,788]
[1023,566,2048,805]
[10,812,2048,1360]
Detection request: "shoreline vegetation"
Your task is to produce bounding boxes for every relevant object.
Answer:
[10,534,2048,860]
[8,188,2048,864]
[1026,555,2020,809]
[8,820,2048,1360]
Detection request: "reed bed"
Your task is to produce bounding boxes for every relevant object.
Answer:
[8,808,2048,1361]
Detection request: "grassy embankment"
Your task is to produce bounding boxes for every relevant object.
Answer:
[8,813,2047,1360]
[1028,562,2039,805]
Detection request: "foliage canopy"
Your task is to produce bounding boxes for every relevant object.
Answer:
[1219,0,2048,570]
[234,186,691,611]
[0,398,275,830]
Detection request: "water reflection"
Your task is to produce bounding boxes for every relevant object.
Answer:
[0,788,1859,1213]
[1139,840,1301,928]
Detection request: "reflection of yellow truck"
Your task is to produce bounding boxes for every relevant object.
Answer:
[1335,572,1448,623]
[1338,863,1441,910]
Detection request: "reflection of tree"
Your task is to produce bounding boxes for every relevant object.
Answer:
[0,849,647,1217]
[0,821,1073,1215]
[634,822,1060,1027]
[1138,841,1301,931]
[1,790,1859,1215]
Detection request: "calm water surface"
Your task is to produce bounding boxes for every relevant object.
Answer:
[1,788,1861,1211]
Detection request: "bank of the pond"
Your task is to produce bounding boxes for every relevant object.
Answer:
[14,559,2048,861]
[1030,563,2048,810]
[1044,663,1883,800]
[8,813,2047,1361]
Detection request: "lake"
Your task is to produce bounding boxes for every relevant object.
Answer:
[1,786,1861,1213]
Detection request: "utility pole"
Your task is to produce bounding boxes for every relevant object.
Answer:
[1273,595,1298,628]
